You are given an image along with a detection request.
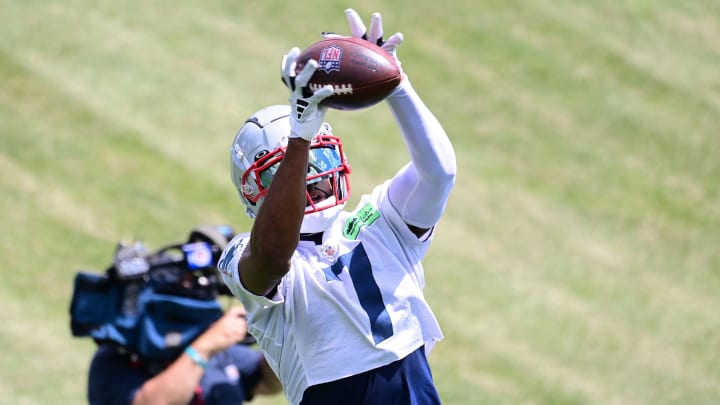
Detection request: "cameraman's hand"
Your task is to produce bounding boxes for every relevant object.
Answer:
[281,47,334,142]
[191,306,248,358]
[132,307,250,405]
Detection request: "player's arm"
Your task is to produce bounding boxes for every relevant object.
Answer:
[238,49,333,296]
[386,80,456,237]
[340,9,456,237]
[239,138,310,295]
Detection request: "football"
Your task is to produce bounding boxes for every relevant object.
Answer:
[294,37,402,111]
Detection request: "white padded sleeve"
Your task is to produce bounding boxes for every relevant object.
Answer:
[385,80,457,229]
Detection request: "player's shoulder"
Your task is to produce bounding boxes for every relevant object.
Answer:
[348,182,428,246]
[225,232,251,254]
[228,231,251,243]
[218,232,251,274]
[331,184,392,241]
[346,182,390,214]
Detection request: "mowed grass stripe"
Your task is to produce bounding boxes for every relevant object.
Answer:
[524,0,720,157]
[0,153,116,242]
[1,1,720,404]
[0,43,243,242]
[418,7,719,242]
[433,189,719,398]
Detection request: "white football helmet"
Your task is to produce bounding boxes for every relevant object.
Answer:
[230,105,351,233]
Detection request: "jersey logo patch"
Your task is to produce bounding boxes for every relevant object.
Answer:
[343,202,380,240]
[218,239,244,276]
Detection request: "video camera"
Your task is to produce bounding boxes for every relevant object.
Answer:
[109,224,236,300]
[70,225,242,362]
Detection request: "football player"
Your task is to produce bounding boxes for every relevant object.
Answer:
[218,8,456,405]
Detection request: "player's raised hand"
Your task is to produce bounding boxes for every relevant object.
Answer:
[281,47,333,141]
[324,9,404,75]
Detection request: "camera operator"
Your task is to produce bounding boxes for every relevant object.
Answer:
[88,305,280,405]
[73,225,281,405]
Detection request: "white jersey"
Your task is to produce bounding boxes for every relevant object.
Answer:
[218,182,444,404]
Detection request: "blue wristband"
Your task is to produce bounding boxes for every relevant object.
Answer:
[184,346,208,370]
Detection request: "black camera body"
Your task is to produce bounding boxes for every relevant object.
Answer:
[70,225,237,361]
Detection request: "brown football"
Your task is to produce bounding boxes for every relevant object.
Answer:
[295,37,402,111]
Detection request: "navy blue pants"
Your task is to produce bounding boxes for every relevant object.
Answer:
[300,346,441,405]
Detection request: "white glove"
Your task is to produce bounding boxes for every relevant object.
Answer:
[281,47,334,141]
[323,8,405,73]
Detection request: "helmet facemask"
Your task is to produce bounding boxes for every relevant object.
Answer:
[239,131,351,231]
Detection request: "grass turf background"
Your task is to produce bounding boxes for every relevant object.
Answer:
[1,1,719,404]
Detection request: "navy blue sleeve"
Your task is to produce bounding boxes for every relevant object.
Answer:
[87,345,149,405]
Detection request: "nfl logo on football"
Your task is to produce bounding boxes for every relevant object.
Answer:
[319,45,343,73]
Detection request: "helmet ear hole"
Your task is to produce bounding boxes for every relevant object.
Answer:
[254,150,270,161]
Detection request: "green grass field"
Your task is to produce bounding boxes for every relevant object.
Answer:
[1,1,719,404]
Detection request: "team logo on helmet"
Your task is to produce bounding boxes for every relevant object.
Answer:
[318,45,343,73]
